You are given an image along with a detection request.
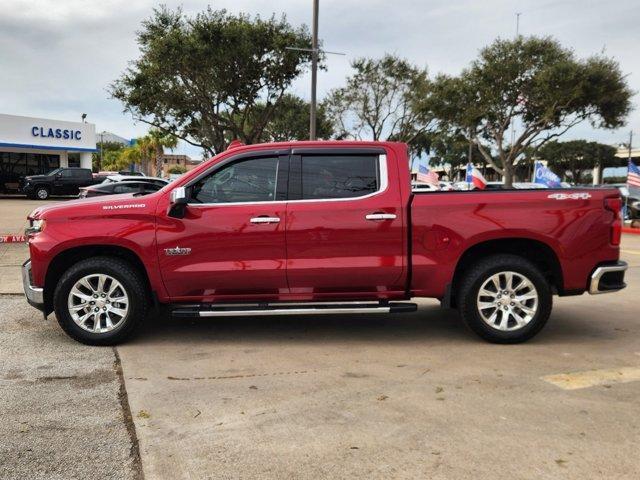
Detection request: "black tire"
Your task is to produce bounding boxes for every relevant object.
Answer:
[53,257,148,345]
[457,254,552,344]
[34,185,50,200]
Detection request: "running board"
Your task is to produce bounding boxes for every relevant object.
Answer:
[171,302,417,318]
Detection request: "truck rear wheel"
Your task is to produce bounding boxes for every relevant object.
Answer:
[53,257,148,345]
[457,254,552,343]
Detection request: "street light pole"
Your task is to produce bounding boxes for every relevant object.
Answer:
[310,0,319,140]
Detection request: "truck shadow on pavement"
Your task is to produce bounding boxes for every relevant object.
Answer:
[127,303,616,347]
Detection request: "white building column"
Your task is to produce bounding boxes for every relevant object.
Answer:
[59,151,69,168]
[592,165,601,185]
[80,152,93,169]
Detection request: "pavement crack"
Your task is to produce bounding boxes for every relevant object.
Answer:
[113,347,145,480]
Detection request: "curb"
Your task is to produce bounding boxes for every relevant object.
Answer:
[0,235,26,243]
[622,227,640,235]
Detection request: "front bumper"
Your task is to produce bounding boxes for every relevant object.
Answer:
[22,260,45,310]
[589,261,628,294]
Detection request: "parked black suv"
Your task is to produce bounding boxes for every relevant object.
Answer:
[22,168,97,200]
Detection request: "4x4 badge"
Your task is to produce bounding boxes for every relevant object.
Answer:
[164,246,191,256]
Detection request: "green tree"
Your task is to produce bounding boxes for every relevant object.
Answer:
[111,6,314,155]
[248,94,333,142]
[421,36,632,187]
[167,165,187,175]
[140,129,178,177]
[323,55,433,156]
[117,145,144,172]
[538,140,620,184]
[427,131,485,180]
[92,141,125,171]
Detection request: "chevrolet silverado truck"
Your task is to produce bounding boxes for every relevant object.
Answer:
[22,141,628,345]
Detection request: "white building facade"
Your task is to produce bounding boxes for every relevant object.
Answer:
[0,113,96,192]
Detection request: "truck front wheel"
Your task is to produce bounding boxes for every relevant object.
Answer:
[53,257,149,345]
[35,186,50,200]
[457,254,552,343]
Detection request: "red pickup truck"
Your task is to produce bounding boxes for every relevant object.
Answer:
[23,141,627,345]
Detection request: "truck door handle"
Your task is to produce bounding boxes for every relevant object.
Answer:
[250,216,280,224]
[365,213,397,221]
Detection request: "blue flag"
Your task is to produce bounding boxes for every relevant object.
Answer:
[534,162,562,188]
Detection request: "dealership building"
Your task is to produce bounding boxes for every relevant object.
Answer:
[0,113,96,192]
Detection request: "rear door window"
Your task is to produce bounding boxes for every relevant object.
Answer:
[300,155,379,200]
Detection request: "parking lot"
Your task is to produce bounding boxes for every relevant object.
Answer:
[2,198,640,479]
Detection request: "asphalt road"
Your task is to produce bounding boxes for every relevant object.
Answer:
[117,236,640,480]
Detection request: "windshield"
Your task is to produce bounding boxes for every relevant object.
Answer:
[47,168,62,176]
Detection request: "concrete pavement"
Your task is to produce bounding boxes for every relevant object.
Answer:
[117,236,640,480]
[0,296,141,480]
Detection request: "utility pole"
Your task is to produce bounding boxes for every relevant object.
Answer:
[508,12,521,183]
[629,130,633,161]
[287,1,344,140]
[310,0,319,140]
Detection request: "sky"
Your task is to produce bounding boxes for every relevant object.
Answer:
[1,0,639,160]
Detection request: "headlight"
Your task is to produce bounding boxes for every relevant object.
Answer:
[25,219,45,235]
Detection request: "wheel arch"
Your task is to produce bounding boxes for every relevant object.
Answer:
[447,238,563,308]
[44,245,153,313]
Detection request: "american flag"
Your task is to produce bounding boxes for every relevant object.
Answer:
[417,163,439,186]
[628,159,640,194]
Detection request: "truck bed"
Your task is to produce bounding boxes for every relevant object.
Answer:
[409,188,621,298]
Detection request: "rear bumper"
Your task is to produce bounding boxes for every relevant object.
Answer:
[589,261,628,294]
[22,260,45,310]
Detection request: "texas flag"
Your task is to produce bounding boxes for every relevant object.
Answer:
[465,164,487,190]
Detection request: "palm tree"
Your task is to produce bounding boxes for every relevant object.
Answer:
[140,129,178,177]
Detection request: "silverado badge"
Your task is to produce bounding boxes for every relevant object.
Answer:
[164,246,192,256]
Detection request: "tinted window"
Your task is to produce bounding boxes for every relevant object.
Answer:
[301,155,379,200]
[143,183,162,193]
[113,184,140,194]
[191,157,280,204]
[60,169,74,178]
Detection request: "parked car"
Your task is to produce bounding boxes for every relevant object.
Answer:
[483,181,549,190]
[94,170,146,180]
[609,184,640,220]
[99,174,160,185]
[79,179,169,198]
[22,167,98,200]
[411,182,439,192]
[23,141,627,346]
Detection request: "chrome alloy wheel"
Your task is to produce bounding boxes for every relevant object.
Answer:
[476,271,539,331]
[67,274,130,333]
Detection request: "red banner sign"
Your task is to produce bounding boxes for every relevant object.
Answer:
[0,235,27,243]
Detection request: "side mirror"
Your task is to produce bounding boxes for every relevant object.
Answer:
[168,186,188,219]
